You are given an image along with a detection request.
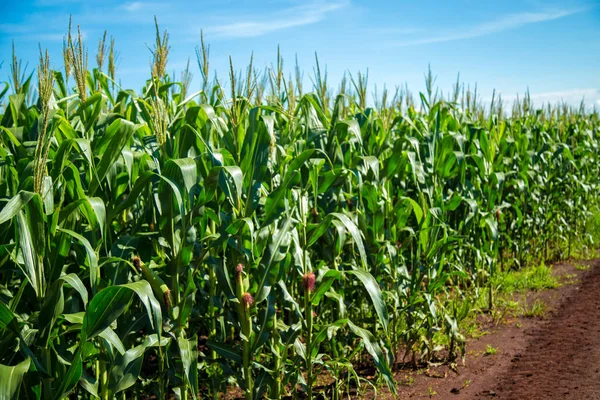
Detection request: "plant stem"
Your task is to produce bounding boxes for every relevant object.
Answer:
[242,306,253,400]
[209,262,219,400]
[236,264,253,400]
[99,348,109,400]
[270,311,282,399]
[304,288,313,400]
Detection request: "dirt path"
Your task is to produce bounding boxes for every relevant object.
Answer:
[390,259,600,399]
[489,259,600,399]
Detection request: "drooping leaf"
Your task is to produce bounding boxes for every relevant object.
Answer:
[109,342,146,395]
[89,118,136,195]
[0,358,30,400]
[57,228,99,295]
[178,335,199,398]
[346,270,388,333]
[208,341,242,364]
[347,321,395,394]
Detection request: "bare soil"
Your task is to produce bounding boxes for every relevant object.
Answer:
[390,259,600,399]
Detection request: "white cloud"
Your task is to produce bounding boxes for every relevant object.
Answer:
[203,0,348,38]
[391,7,587,47]
[3,27,88,43]
[502,88,600,108]
[367,27,422,36]
[122,2,144,12]
[32,33,67,42]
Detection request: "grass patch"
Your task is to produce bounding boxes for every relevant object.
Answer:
[428,386,437,397]
[484,345,498,356]
[461,318,489,339]
[575,264,591,271]
[399,375,415,387]
[561,272,578,285]
[520,298,546,318]
[494,263,559,294]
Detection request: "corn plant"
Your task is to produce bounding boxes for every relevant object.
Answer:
[0,19,599,400]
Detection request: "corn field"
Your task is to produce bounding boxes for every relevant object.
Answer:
[0,21,599,399]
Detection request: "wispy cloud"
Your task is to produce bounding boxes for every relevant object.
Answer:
[501,88,600,108]
[122,2,144,12]
[203,0,348,38]
[391,7,587,47]
[0,22,87,42]
[367,27,422,36]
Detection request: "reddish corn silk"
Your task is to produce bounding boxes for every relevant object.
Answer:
[303,272,316,293]
[241,292,254,308]
[236,263,244,279]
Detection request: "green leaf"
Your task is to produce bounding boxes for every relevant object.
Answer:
[0,301,17,330]
[83,286,133,339]
[60,273,89,307]
[403,197,423,225]
[347,321,395,394]
[262,172,296,226]
[0,192,45,297]
[38,280,65,346]
[208,341,242,364]
[214,165,244,209]
[312,319,348,357]
[0,358,30,400]
[83,281,162,341]
[163,157,198,206]
[483,214,499,241]
[109,342,146,395]
[81,197,106,239]
[0,303,48,377]
[99,327,126,355]
[346,270,388,333]
[16,211,42,298]
[178,335,199,398]
[120,281,162,337]
[256,217,293,303]
[253,292,276,352]
[263,149,316,225]
[79,373,98,398]
[79,93,106,133]
[311,270,341,306]
[57,228,99,295]
[89,118,136,195]
[307,213,367,268]
[51,137,93,179]
[52,348,82,400]
[0,191,38,225]
[107,171,154,221]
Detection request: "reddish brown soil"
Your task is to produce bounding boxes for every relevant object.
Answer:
[389,259,600,399]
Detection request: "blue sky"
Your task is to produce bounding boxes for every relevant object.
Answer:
[1,0,599,107]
